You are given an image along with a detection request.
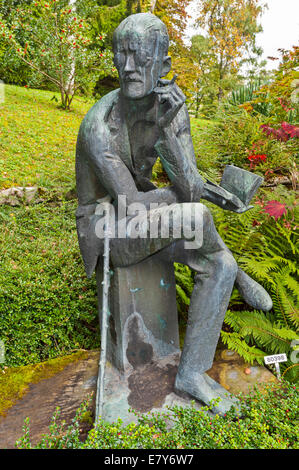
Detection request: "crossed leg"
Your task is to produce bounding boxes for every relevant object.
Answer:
[157,206,241,413]
[107,201,269,412]
[159,204,238,374]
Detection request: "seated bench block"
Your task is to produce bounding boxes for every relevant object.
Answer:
[96,253,180,372]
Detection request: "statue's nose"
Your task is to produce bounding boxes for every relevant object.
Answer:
[124,53,135,72]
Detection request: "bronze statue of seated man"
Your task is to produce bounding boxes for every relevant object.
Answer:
[76,12,272,414]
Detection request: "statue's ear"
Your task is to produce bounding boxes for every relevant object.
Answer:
[161,56,171,77]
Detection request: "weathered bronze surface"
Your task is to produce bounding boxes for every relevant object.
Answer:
[76,13,272,416]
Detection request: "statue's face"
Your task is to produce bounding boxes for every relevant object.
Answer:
[114,32,164,99]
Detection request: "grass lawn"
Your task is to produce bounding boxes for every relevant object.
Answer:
[0,85,94,192]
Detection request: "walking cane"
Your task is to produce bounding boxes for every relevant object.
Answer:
[95,203,111,423]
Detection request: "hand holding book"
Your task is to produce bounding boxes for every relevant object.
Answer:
[201,165,263,213]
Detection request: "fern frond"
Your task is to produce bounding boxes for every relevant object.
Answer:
[221,331,265,365]
[278,272,299,297]
[175,284,190,306]
[237,257,277,286]
[224,310,294,354]
[271,257,299,275]
[174,271,194,296]
[272,327,298,341]
[276,224,298,255]
[274,283,299,328]
[281,363,299,383]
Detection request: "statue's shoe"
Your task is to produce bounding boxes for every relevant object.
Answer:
[235,268,272,311]
[174,371,241,416]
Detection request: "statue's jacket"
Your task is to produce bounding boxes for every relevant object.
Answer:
[76,89,204,277]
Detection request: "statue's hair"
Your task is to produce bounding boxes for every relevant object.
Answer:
[113,13,169,55]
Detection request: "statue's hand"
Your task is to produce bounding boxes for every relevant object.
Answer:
[202,181,253,213]
[154,75,186,128]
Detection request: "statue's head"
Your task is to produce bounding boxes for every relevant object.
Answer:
[113,13,171,99]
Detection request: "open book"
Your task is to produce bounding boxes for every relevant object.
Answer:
[202,165,263,213]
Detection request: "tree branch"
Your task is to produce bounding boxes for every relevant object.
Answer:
[18,55,61,87]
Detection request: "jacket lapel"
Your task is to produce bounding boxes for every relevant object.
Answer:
[108,93,133,173]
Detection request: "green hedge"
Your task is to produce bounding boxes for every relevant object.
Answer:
[0,200,99,366]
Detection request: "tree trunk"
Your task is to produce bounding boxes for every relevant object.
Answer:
[150,0,157,12]
[195,79,201,118]
[67,0,76,97]
[60,89,66,109]
[217,86,223,102]
[218,55,224,102]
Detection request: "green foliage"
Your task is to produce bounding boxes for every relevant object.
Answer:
[0,200,99,367]
[197,103,296,177]
[16,381,299,449]
[174,263,193,322]
[210,187,299,382]
[0,85,100,367]
[94,0,127,46]
[228,79,272,116]
[189,35,217,117]
[0,0,33,18]
[172,181,296,382]
[0,0,113,108]
[190,118,220,181]
[0,2,45,87]
[249,47,299,126]
[189,34,241,118]
[0,41,40,89]
[190,0,265,115]
[229,80,262,106]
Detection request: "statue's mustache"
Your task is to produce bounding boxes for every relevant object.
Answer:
[122,74,143,82]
